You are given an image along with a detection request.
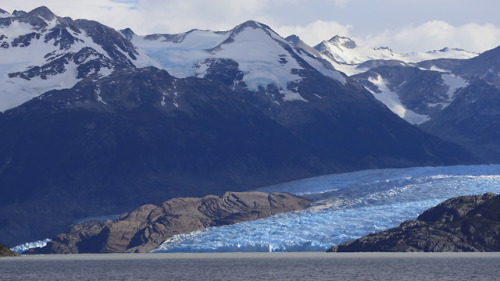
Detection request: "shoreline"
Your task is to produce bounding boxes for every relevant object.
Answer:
[3,251,500,261]
[3,251,499,280]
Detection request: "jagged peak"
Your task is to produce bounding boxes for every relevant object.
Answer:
[285,35,302,45]
[120,28,136,41]
[327,35,357,49]
[142,28,227,44]
[434,47,467,53]
[8,6,58,28]
[0,10,12,19]
[26,6,56,21]
[12,10,27,17]
[142,20,276,46]
[229,20,275,36]
[237,20,270,29]
[209,20,283,52]
[286,35,320,55]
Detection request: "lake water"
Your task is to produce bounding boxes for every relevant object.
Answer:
[1,252,499,280]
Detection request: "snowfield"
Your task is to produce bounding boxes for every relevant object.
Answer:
[153,165,500,253]
[316,37,478,76]
[365,74,430,124]
[131,22,346,102]
[362,72,468,125]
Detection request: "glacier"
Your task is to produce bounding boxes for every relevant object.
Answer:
[153,165,500,253]
[10,238,51,254]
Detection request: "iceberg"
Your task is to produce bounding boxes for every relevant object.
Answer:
[153,165,500,253]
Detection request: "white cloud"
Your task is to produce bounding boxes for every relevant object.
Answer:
[274,19,500,53]
[128,0,271,34]
[274,20,353,46]
[326,0,351,7]
[363,21,500,53]
[2,1,499,53]
[1,1,352,35]
[1,1,139,30]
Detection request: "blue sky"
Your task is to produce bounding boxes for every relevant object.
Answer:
[1,0,499,52]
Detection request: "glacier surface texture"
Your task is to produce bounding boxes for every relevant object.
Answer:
[153,165,500,252]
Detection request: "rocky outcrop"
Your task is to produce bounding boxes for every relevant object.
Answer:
[0,244,17,257]
[29,192,310,254]
[329,193,500,252]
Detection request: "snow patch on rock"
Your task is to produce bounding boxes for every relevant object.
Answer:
[366,74,429,124]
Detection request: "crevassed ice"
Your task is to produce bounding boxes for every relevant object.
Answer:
[11,238,51,254]
[153,165,500,253]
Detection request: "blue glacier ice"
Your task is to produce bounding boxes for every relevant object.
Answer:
[153,165,500,253]
[10,238,51,254]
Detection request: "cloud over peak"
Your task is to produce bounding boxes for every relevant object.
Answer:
[1,1,499,53]
[363,21,500,53]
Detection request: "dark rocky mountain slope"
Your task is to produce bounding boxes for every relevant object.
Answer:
[420,79,500,162]
[352,46,500,163]
[29,192,310,254]
[329,193,500,252]
[417,47,500,163]
[352,65,452,121]
[0,7,479,247]
[454,46,500,88]
[0,65,476,246]
[415,47,500,89]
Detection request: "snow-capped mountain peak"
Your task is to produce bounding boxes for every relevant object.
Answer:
[210,20,289,52]
[315,36,402,75]
[285,35,323,59]
[327,35,357,49]
[21,6,56,22]
[130,20,345,103]
[314,36,478,76]
[0,8,11,18]
[0,6,156,112]
[223,20,271,37]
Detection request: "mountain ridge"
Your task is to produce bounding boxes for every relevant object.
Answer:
[0,6,155,112]
[0,63,476,246]
[350,47,500,162]
[312,35,477,75]
[0,6,487,247]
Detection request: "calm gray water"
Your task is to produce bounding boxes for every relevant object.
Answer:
[1,252,499,280]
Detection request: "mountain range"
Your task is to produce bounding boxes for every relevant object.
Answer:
[0,6,497,247]
[311,35,477,76]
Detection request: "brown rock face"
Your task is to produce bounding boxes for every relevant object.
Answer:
[0,243,18,257]
[30,192,310,254]
[329,193,500,252]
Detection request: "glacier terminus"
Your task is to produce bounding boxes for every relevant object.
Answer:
[153,165,500,253]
